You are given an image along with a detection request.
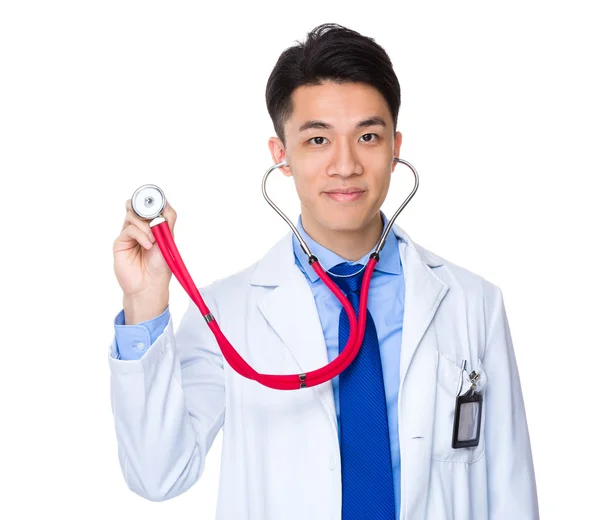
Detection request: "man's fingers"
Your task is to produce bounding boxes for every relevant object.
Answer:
[119,224,153,250]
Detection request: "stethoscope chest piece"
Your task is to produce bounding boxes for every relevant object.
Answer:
[131,184,167,220]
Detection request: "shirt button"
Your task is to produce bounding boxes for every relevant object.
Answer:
[328,454,336,471]
[134,341,145,352]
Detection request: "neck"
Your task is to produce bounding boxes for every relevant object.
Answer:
[301,210,384,262]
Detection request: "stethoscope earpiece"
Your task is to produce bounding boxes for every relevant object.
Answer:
[131,184,167,220]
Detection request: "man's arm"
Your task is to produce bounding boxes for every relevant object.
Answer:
[484,284,540,519]
[107,286,225,501]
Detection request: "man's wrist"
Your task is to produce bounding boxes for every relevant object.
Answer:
[123,290,169,325]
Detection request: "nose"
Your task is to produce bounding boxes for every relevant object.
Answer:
[327,137,361,177]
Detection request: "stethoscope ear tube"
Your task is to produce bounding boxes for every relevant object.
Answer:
[130,157,418,390]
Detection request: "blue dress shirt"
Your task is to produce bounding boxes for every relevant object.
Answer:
[111,210,406,519]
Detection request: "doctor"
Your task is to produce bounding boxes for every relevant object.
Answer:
[109,22,539,520]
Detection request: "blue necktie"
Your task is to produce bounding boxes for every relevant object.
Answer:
[329,261,396,519]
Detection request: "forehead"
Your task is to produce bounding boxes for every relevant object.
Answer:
[286,81,390,132]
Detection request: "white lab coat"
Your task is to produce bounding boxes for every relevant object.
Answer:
[108,222,539,519]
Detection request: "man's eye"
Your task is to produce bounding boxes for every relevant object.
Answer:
[308,136,328,145]
[359,133,379,142]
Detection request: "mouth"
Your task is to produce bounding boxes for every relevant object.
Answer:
[324,189,366,202]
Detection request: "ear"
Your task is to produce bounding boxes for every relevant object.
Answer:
[392,131,403,172]
[268,136,292,177]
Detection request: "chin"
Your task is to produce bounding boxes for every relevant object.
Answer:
[320,212,366,232]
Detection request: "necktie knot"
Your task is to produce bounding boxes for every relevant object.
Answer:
[329,261,365,295]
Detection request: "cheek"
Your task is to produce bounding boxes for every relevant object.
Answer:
[292,153,331,184]
[291,174,319,206]
[366,174,391,207]
[380,173,392,192]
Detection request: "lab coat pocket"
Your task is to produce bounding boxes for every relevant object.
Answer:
[432,349,488,463]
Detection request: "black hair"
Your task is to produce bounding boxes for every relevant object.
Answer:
[265,22,401,147]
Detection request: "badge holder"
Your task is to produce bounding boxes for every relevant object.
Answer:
[451,360,483,449]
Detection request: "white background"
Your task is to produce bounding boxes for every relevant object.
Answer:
[1,1,598,518]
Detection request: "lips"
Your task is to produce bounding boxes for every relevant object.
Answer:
[325,190,365,202]
[325,188,365,194]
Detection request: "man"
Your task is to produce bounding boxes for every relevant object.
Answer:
[109,23,539,519]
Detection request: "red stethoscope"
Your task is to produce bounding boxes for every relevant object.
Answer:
[130,156,419,390]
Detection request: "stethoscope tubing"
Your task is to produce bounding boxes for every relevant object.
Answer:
[135,156,419,390]
[152,217,372,390]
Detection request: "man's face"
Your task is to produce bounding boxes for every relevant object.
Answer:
[269,80,402,235]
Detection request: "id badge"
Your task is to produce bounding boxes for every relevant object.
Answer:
[451,362,483,449]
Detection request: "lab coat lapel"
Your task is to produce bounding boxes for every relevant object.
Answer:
[251,232,338,440]
[391,222,448,385]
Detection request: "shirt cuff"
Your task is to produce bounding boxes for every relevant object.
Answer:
[113,305,171,360]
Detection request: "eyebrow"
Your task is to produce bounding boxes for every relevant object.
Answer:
[298,116,387,133]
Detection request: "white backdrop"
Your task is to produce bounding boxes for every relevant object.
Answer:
[1,1,597,518]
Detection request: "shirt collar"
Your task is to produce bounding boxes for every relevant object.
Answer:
[292,210,403,283]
